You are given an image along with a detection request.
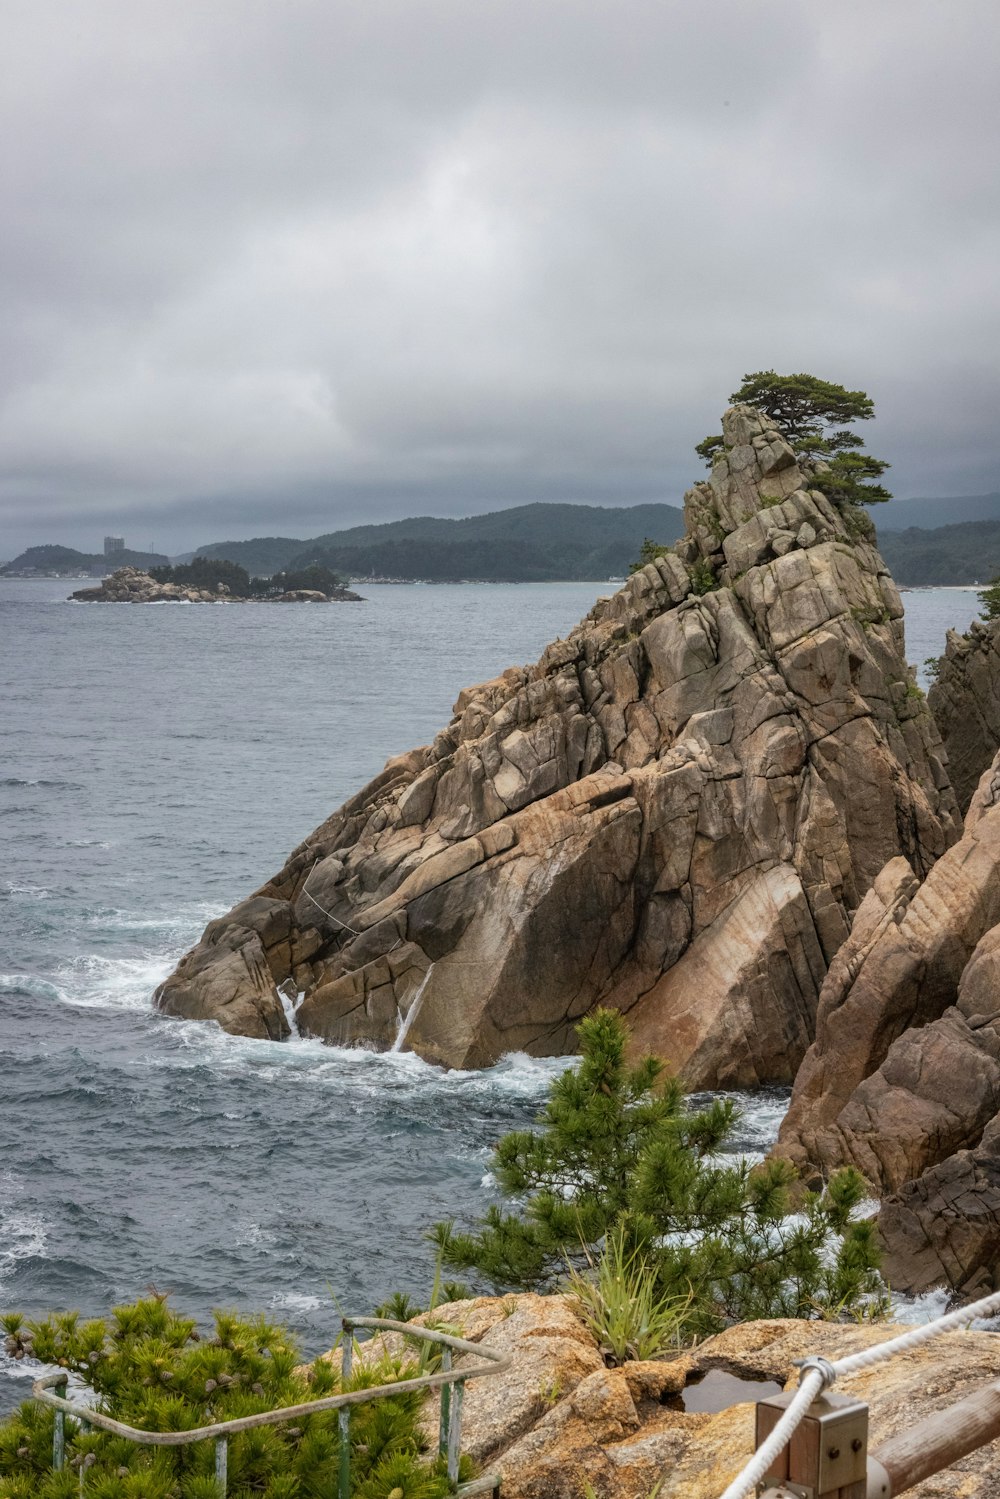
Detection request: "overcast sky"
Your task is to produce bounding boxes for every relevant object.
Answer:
[2,0,998,557]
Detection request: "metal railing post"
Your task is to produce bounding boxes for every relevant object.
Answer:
[52,1375,68,1471]
[214,1435,228,1497]
[338,1324,353,1499]
[30,1315,507,1498]
[447,1378,465,1488]
[439,1346,452,1461]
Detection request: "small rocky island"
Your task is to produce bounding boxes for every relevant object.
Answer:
[71,565,363,604]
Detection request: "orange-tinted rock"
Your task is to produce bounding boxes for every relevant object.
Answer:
[336,1297,1000,1498]
[156,406,958,1084]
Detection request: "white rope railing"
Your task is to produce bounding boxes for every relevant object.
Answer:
[300,881,403,955]
[718,1285,1000,1499]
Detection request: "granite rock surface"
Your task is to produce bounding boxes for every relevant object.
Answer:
[155,406,958,1084]
[929,615,1000,811]
[342,1295,1000,1499]
[775,751,1000,1293]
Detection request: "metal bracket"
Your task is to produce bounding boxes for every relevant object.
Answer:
[795,1356,838,1391]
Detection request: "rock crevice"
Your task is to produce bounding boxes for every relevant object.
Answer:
[775,748,1000,1294]
[929,614,1000,811]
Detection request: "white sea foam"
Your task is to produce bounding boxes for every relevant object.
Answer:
[884,1285,1000,1331]
[0,1346,52,1403]
[277,985,304,1041]
[234,1221,278,1249]
[0,1175,50,1298]
[269,1291,325,1313]
[0,778,80,789]
[391,965,433,1053]
[159,1014,569,1102]
[52,952,174,1011]
[0,973,69,1002]
[0,881,53,899]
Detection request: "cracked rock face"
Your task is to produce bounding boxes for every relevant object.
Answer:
[929,615,1000,812]
[775,751,1000,1295]
[155,405,958,1084]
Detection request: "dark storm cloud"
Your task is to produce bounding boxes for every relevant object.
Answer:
[1,0,998,555]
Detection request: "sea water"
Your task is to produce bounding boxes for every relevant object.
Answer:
[0,577,981,1411]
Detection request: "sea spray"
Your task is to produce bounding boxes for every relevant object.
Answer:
[391,965,433,1053]
[277,982,303,1041]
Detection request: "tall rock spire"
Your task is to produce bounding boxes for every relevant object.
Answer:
[156,405,959,1085]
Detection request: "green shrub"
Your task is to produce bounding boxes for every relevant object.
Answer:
[250,565,348,598]
[150,558,252,595]
[839,502,877,542]
[978,576,1000,622]
[629,538,672,574]
[850,603,890,630]
[433,1011,886,1337]
[689,557,717,595]
[813,454,891,508]
[0,1298,454,1499]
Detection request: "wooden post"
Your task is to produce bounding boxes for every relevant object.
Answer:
[871,1378,1000,1494]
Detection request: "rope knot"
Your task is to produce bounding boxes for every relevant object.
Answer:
[794,1355,837,1391]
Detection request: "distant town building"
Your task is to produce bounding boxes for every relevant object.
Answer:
[104,536,125,555]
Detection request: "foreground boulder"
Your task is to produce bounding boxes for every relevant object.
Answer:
[156,405,958,1083]
[774,750,1000,1293]
[929,614,1000,811]
[343,1295,1000,1499]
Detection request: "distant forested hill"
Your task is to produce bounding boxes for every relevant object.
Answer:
[193,535,312,575]
[1,544,170,576]
[876,519,1000,586]
[197,503,687,581]
[877,492,1000,530]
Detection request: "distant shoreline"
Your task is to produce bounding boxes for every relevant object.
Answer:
[1,573,991,591]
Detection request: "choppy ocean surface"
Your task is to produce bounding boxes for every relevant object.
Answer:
[0,577,980,1411]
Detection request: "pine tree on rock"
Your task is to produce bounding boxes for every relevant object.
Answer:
[696,369,891,507]
[434,1011,885,1336]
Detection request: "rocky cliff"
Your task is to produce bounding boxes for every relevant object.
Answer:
[929,614,1000,810]
[155,405,959,1085]
[775,748,1000,1294]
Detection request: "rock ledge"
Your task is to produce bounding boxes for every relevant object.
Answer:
[345,1294,1000,1499]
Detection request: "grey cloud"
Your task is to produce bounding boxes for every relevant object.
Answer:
[1,0,998,557]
